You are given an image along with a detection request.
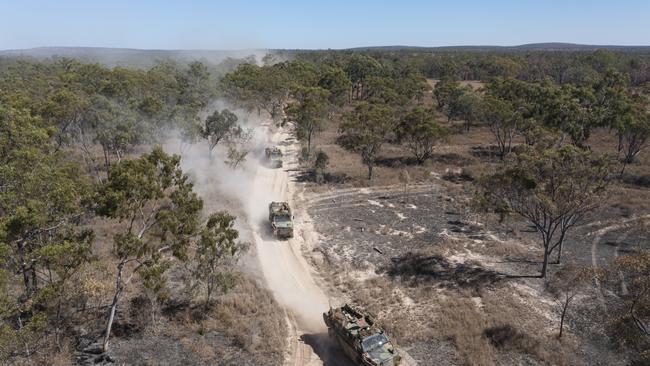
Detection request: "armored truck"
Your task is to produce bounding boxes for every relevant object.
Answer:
[264,147,283,168]
[323,304,400,366]
[268,201,293,239]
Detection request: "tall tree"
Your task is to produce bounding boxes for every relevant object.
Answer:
[338,102,396,179]
[455,89,483,131]
[362,76,404,105]
[433,79,461,111]
[345,54,382,101]
[0,105,93,358]
[317,66,352,106]
[286,87,331,155]
[40,88,89,147]
[398,107,447,164]
[613,96,650,172]
[481,96,521,160]
[181,61,214,111]
[477,146,610,278]
[200,109,242,156]
[220,63,291,120]
[195,212,248,309]
[94,147,203,352]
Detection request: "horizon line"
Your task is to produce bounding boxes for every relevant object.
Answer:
[3,42,650,53]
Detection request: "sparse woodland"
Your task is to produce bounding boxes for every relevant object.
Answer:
[0,49,649,364]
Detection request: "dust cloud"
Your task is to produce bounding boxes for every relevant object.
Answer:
[162,101,273,223]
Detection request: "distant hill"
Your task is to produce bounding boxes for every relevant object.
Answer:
[0,47,269,68]
[3,44,650,68]
[347,43,650,53]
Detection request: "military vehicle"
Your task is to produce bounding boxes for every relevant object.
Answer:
[323,304,401,366]
[264,147,283,168]
[268,201,293,238]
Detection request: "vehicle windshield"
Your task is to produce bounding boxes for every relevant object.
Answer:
[361,333,389,352]
[274,215,291,223]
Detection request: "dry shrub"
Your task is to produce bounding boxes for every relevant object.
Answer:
[434,235,464,253]
[484,325,540,353]
[180,336,216,362]
[48,354,73,366]
[352,277,396,312]
[474,240,529,257]
[129,295,154,333]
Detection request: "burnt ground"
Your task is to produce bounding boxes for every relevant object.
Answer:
[109,333,261,366]
[92,273,287,366]
[303,180,648,366]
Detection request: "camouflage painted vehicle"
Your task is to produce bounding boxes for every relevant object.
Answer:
[323,304,400,366]
[268,201,293,238]
[264,147,283,168]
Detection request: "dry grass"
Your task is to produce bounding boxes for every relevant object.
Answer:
[471,239,532,258]
[180,336,216,362]
[198,277,287,364]
[439,294,496,366]
[100,272,287,365]
[481,286,581,366]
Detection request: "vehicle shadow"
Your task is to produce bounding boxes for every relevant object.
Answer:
[300,333,356,366]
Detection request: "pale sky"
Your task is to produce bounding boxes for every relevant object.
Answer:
[1,0,648,50]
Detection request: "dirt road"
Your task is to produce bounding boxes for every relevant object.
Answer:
[238,122,416,365]
[246,124,344,365]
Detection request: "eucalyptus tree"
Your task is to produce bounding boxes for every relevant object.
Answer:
[338,102,396,179]
[398,107,447,163]
[477,146,610,278]
[94,147,203,352]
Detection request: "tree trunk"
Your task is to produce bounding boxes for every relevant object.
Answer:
[617,133,623,159]
[539,249,549,278]
[102,264,125,353]
[552,231,567,265]
[103,146,111,173]
[619,160,628,178]
[559,297,569,338]
[30,266,37,294]
[55,294,63,350]
[367,164,373,180]
[17,316,30,357]
[555,242,563,264]
[18,244,31,296]
[307,131,312,156]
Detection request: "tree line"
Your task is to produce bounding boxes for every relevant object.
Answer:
[295,49,650,85]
